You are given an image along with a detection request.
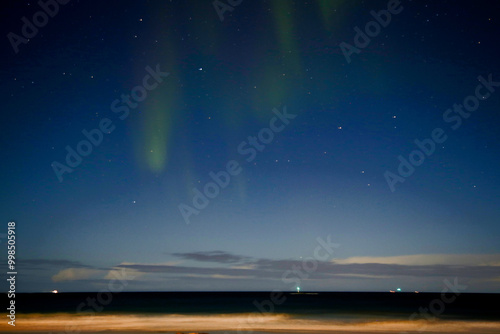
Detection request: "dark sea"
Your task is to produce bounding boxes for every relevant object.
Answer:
[3,292,500,333]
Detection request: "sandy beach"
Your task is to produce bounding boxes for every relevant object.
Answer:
[2,313,500,333]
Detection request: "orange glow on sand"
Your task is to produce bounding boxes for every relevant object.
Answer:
[2,313,500,333]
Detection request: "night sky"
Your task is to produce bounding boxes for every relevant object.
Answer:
[1,0,500,293]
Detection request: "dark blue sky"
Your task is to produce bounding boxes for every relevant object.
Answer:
[1,0,500,292]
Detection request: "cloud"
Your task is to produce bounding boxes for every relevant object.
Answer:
[43,252,500,292]
[116,252,500,283]
[210,274,254,279]
[103,264,145,281]
[51,263,143,284]
[230,264,257,270]
[334,273,393,279]
[117,263,261,277]
[333,254,500,266]
[52,268,102,282]
[172,251,250,263]
[21,259,92,270]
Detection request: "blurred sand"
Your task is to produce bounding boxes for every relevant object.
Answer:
[1,313,500,333]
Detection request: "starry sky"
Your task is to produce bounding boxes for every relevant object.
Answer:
[1,0,500,293]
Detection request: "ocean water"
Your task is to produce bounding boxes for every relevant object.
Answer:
[2,292,500,333]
